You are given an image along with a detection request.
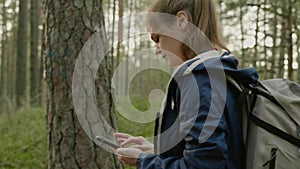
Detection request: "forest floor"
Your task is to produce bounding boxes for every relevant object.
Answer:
[0,100,154,169]
[0,107,47,169]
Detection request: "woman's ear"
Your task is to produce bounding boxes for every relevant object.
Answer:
[176,11,189,29]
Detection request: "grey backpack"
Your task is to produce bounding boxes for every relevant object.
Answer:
[228,77,300,169]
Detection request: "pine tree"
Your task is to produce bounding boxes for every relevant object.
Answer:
[44,0,122,168]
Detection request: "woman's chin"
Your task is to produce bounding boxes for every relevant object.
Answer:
[168,62,181,67]
[167,59,184,67]
[163,55,185,67]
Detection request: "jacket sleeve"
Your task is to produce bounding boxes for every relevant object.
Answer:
[136,71,230,169]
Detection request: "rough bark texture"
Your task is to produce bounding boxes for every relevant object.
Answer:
[16,0,28,107]
[286,0,293,80]
[8,0,18,104]
[0,0,7,111]
[44,0,122,168]
[30,0,40,106]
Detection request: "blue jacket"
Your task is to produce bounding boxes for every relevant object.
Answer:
[137,51,258,169]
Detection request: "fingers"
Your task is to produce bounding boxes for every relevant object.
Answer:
[114,132,132,145]
[120,136,145,147]
[117,155,137,166]
[132,144,154,152]
[114,132,147,147]
[116,147,142,158]
[114,132,132,139]
[117,148,138,166]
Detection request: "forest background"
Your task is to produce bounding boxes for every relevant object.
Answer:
[0,0,299,168]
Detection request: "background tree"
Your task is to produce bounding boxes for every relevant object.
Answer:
[0,0,7,113]
[15,0,28,108]
[7,0,18,109]
[285,0,293,80]
[220,0,299,82]
[30,0,40,106]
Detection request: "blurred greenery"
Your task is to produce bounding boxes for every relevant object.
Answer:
[0,97,155,169]
[0,108,47,169]
[117,96,156,169]
[117,96,155,138]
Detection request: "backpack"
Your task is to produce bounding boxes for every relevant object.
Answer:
[227,77,300,169]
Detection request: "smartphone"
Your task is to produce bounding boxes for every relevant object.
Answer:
[96,136,120,149]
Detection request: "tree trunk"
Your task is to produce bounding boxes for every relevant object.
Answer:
[117,0,124,66]
[110,0,117,71]
[16,0,28,108]
[239,0,245,68]
[297,28,300,83]
[296,29,300,84]
[286,0,293,80]
[116,0,124,96]
[7,0,18,110]
[39,3,45,107]
[278,17,286,78]
[44,0,122,168]
[30,0,40,106]
[253,2,260,68]
[262,0,268,79]
[296,9,300,83]
[270,5,278,79]
[0,0,7,112]
[125,0,133,96]
[30,0,39,106]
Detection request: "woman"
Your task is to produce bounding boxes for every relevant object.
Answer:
[115,0,258,168]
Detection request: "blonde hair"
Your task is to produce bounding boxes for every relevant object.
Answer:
[148,0,230,57]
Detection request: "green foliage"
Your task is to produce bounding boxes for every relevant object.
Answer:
[0,108,47,169]
[0,102,155,169]
[116,96,155,169]
[129,69,170,98]
[117,96,155,138]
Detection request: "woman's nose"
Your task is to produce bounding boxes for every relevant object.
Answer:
[155,47,162,55]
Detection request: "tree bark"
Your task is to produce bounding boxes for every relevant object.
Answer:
[296,7,300,83]
[44,0,122,168]
[262,0,268,79]
[16,0,28,108]
[6,0,18,109]
[239,0,245,68]
[0,0,7,112]
[117,0,124,95]
[253,2,260,68]
[30,0,40,106]
[270,4,278,79]
[278,17,286,78]
[124,0,133,96]
[110,0,116,71]
[39,2,46,107]
[286,0,293,80]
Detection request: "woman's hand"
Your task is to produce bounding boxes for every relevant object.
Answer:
[114,132,154,166]
[116,147,143,166]
[114,132,154,152]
